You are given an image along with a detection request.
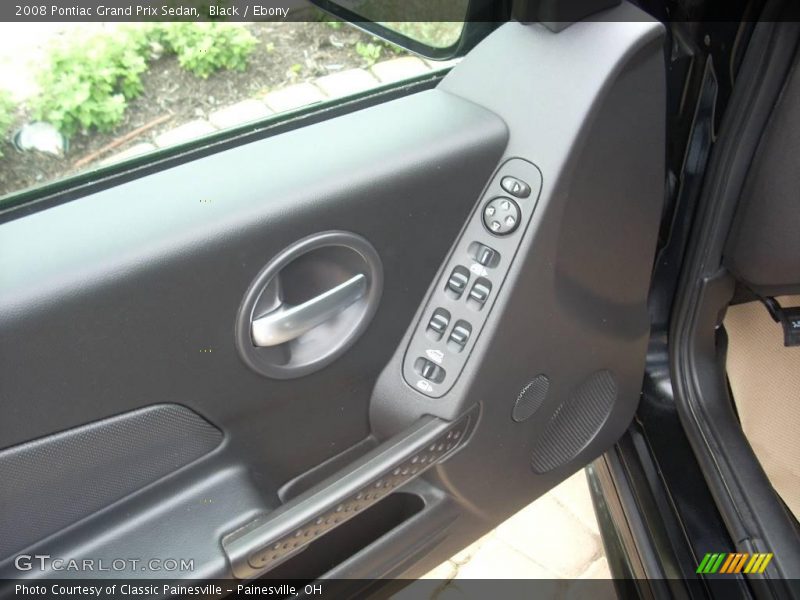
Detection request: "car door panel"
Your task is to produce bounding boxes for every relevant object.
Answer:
[0,90,506,452]
[0,2,666,585]
[0,91,507,578]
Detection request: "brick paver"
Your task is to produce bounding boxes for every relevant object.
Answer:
[314,68,379,98]
[370,56,431,83]
[420,469,610,583]
[102,57,458,165]
[457,538,555,579]
[208,99,272,129]
[496,494,600,577]
[262,82,327,113]
[154,119,217,148]
[99,142,156,166]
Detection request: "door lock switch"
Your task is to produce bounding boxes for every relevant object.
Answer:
[467,278,492,310]
[445,266,470,299]
[500,176,531,198]
[447,320,472,352]
[414,357,445,383]
[468,242,500,268]
[427,308,450,340]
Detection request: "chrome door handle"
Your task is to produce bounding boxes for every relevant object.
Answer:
[251,274,367,347]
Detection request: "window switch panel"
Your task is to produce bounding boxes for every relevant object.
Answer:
[402,158,542,398]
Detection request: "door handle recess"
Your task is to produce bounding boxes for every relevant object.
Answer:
[251,274,367,347]
[236,231,382,379]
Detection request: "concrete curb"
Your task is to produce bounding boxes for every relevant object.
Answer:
[102,56,453,166]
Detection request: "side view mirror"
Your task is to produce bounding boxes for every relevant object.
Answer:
[308,0,628,56]
[309,0,505,60]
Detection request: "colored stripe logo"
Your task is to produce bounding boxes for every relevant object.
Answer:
[696,552,773,574]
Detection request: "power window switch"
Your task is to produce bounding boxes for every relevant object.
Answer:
[427,308,450,340]
[467,278,492,309]
[414,357,445,383]
[447,320,472,353]
[446,266,470,299]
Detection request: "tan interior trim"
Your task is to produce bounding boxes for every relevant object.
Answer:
[724,295,800,521]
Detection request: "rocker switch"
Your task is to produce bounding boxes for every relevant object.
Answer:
[414,357,445,383]
[427,308,450,340]
[446,266,470,299]
[500,176,531,198]
[467,278,492,310]
[448,320,472,352]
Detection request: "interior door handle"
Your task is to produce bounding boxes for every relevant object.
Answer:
[251,274,367,347]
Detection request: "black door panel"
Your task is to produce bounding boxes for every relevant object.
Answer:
[0,91,506,451]
[0,4,666,584]
[0,90,507,576]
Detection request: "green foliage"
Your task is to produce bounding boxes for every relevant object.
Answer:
[355,41,383,66]
[32,24,257,138]
[321,16,343,30]
[355,37,402,67]
[32,29,149,138]
[158,23,257,79]
[0,90,15,157]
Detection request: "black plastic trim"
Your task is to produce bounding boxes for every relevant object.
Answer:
[222,411,476,579]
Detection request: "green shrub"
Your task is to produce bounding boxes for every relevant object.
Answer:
[32,24,257,138]
[32,29,150,138]
[355,41,383,66]
[355,38,402,67]
[0,90,15,156]
[159,23,257,79]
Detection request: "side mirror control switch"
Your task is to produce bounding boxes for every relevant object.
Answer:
[483,197,521,236]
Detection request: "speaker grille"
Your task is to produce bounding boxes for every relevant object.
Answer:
[530,370,617,473]
[512,375,550,422]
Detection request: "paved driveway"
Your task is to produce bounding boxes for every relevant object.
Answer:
[413,468,613,595]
